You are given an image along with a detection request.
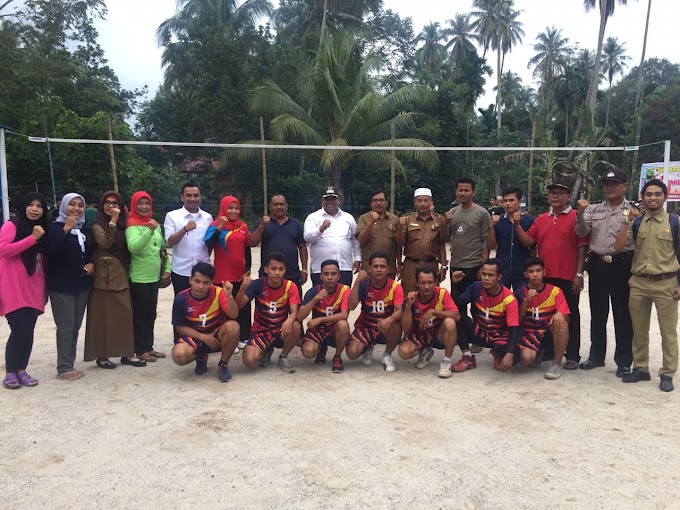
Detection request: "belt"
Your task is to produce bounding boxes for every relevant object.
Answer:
[597,252,633,264]
[634,272,677,281]
[405,256,438,264]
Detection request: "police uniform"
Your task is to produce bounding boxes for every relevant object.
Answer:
[400,211,445,294]
[576,196,635,372]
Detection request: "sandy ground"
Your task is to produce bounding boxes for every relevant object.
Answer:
[1,247,679,510]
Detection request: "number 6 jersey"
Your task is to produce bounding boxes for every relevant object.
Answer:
[302,284,350,318]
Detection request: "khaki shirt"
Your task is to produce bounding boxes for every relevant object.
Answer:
[402,212,445,262]
[576,200,635,254]
[356,211,400,274]
[630,212,680,275]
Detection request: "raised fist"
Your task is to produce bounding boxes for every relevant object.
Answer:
[218,216,228,229]
[147,219,159,231]
[262,216,271,225]
[32,225,45,240]
[320,219,331,232]
[316,288,329,301]
[512,211,522,225]
[399,216,408,227]
[491,214,500,225]
[370,211,380,222]
[356,270,369,282]
[63,216,77,232]
[222,281,233,295]
[407,291,417,304]
[527,288,538,300]
[451,270,465,283]
[577,199,589,216]
[445,210,454,221]
[185,220,197,232]
[241,274,252,288]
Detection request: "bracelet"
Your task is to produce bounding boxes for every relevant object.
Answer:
[183,226,188,233]
[301,269,308,274]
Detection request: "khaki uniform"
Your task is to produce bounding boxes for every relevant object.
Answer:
[627,212,680,377]
[400,212,445,294]
[356,211,400,278]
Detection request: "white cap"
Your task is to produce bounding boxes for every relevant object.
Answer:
[414,187,432,198]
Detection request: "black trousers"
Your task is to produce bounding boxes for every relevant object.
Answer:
[230,280,251,342]
[544,277,581,362]
[586,256,633,368]
[171,272,191,296]
[4,307,40,372]
[130,282,159,355]
[450,265,481,315]
[311,270,353,287]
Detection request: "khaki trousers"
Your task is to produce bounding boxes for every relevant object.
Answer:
[400,259,439,294]
[628,275,679,377]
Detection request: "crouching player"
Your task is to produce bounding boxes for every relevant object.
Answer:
[516,257,570,379]
[451,258,520,373]
[298,259,351,373]
[171,262,240,382]
[235,252,302,373]
[398,266,460,378]
[347,252,404,372]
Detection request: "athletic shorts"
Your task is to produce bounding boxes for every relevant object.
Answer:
[518,329,550,352]
[470,328,508,349]
[175,330,221,356]
[350,327,386,347]
[304,323,338,348]
[247,329,284,351]
[404,329,444,350]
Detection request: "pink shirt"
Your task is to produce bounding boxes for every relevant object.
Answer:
[0,222,46,316]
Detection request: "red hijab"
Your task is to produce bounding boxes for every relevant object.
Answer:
[127,191,153,228]
[211,195,246,230]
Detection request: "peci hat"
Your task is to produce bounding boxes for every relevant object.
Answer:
[546,179,571,193]
[600,168,628,183]
[414,187,432,198]
[322,187,339,198]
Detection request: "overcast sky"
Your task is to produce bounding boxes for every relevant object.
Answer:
[94,0,676,111]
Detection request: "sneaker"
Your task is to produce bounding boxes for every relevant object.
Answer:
[382,353,397,372]
[315,346,328,365]
[277,355,295,374]
[438,359,452,378]
[217,361,232,382]
[233,346,240,354]
[544,362,563,380]
[451,354,477,373]
[238,341,247,350]
[414,347,434,369]
[361,344,374,366]
[194,356,208,376]
[491,348,503,371]
[332,355,344,373]
[259,345,274,367]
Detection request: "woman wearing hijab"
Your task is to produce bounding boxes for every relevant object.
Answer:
[205,196,252,347]
[125,191,171,363]
[84,191,146,369]
[0,193,48,389]
[45,192,94,381]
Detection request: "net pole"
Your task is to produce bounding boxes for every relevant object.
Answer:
[527,120,537,213]
[42,116,57,205]
[663,139,671,212]
[106,117,119,193]
[390,122,395,214]
[260,117,267,214]
[0,127,8,223]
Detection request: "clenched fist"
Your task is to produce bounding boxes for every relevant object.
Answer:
[147,219,159,231]
[577,199,589,216]
[407,291,417,305]
[369,211,380,223]
[320,219,331,232]
[184,220,197,232]
[491,214,500,226]
[511,211,522,225]
[526,288,538,301]
[63,216,78,232]
[356,270,369,283]
[32,225,45,240]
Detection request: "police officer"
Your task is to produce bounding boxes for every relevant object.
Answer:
[396,188,447,294]
[575,167,634,377]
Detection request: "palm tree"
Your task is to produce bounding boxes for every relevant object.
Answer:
[443,14,478,67]
[601,36,630,127]
[583,0,633,129]
[630,0,652,186]
[242,31,438,191]
[553,49,591,144]
[156,0,273,44]
[494,71,523,109]
[414,22,447,75]
[527,26,570,116]
[471,0,525,130]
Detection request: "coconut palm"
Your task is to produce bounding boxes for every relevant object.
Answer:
[494,71,523,110]
[527,26,570,115]
[553,49,592,144]
[601,36,630,127]
[443,14,478,67]
[414,22,447,75]
[583,0,633,128]
[471,0,525,130]
[241,31,438,191]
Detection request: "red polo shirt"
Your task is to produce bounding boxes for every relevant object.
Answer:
[526,207,589,281]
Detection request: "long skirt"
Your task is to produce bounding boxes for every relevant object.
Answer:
[83,288,134,361]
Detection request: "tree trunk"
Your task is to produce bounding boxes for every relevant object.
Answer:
[605,81,613,128]
[496,46,502,130]
[630,0,652,193]
[586,2,608,130]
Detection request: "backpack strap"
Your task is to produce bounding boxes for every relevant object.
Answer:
[631,215,643,241]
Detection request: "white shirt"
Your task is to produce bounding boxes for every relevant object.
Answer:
[304,208,361,273]
[164,206,213,276]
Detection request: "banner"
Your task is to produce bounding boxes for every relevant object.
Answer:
[639,162,680,201]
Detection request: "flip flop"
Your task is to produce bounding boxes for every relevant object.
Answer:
[96,358,116,369]
[149,350,166,358]
[3,373,20,389]
[56,370,81,381]
[138,353,157,363]
[17,372,39,387]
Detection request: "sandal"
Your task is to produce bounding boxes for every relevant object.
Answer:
[17,372,39,387]
[96,358,116,369]
[563,360,579,370]
[149,350,166,359]
[56,370,82,381]
[138,352,157,363]
[3,373,20,389]
[121,357,147,367]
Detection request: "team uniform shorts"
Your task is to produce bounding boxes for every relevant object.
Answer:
[404,328,445,350]
[247,329,285,350]
[518,328,550,352]
[350,327,386,347]
[175,330,221,356]
[304,323,338,348]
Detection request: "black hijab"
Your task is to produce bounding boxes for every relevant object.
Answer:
[11,192,48,276]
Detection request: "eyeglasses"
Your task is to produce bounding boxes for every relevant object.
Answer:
[371,199,386,203]
[103,200,119,206]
